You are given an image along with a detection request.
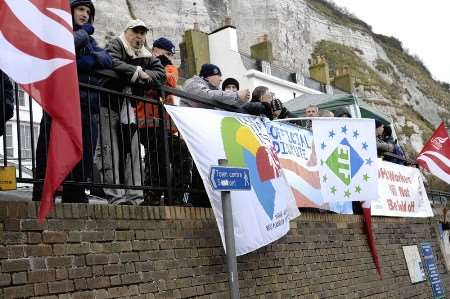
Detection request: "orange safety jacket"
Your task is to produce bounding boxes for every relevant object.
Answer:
[137,64,178,133]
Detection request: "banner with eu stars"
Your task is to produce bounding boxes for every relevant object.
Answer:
[312,118,378,203]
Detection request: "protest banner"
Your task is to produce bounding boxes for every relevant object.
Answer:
[266,121,352,214]
[165,106,299,256]
[372,160,433,217]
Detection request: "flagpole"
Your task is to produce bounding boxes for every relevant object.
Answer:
[219,158,241,299]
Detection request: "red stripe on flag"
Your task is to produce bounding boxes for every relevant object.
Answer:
[0,1,73,61]
[421,152,450,175]
[29,0,74,33]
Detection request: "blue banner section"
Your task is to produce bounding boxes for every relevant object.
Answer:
[420,243,445,299]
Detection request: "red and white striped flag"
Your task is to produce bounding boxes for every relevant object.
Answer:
[416,122,450,184]
[0,0,82,221]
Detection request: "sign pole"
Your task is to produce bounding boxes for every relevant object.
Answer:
[219,158,241,299]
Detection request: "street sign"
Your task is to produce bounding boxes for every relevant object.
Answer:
[209,166,251,191]
[0,166,16,191]
[420,243,445,299]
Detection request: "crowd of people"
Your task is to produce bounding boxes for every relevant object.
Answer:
[0,0,407,207]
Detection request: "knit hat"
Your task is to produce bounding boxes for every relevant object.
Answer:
[153,37,176,55]
[271,98,283,112]
[125,19,149,31]
[375,120,383,128]
[199,64,222,78]
[222,78,239,91]
[70,0,95,22]
[335,107,351,118]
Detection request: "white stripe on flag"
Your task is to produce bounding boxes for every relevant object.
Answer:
[417,155,450,184]
[419,151,450,167]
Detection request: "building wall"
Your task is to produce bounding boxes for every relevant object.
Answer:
[208,27,321,102]
[0,87,42,169]
[0,201,449,298]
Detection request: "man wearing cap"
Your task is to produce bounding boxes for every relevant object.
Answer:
[181,64,250,109]
[136,37,193,206]
[95,19,165,204]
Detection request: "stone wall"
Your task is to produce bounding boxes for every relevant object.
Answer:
[0,201,449,298]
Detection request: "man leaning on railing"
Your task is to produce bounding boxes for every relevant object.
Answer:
[94,19,165,205]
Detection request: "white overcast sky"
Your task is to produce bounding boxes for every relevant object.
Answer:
[331,0,450,83]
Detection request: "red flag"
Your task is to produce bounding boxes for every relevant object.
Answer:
[416,122,450,184]
[362,202,383,279]
[0,0,82,221]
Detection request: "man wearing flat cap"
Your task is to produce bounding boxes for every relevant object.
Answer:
[95,19,165,204]
[182,63,250,109]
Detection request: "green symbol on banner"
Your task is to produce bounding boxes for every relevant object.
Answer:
[326,145,351,185]
[326,138,364,186]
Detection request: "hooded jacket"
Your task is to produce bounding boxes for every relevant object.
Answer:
[181,75,241,109]
[72,0,112,114]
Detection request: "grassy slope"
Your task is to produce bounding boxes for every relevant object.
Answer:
[307,0,450,191]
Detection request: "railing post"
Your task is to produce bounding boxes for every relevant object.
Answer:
[160,86,173,205]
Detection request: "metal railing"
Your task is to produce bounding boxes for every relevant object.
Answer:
[0,71,449,208]
[0,72,224,206]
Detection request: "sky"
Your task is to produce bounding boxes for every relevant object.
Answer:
[331,0,450,84]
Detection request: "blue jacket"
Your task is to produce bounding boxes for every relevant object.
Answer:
[74,26,112,113]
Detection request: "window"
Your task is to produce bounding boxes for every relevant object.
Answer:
[5,124,13,158]
[19,124,38,159]
[18,89,25,107]
[14,85,25,107]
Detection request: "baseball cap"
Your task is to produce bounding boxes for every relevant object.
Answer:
[125,19,149,31]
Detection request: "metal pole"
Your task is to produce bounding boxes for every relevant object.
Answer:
[218,159,240,299]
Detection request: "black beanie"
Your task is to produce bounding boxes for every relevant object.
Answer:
[199,64,222,78]
[375,120,383,128]
[222,78,239,91]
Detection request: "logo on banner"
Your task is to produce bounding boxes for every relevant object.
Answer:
[326,138,364,185]
[431,137,448,151]
[221,117,281,219]
[314,120,377,202]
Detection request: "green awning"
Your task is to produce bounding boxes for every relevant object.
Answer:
[358,101,393,126]
[284,93,356,116]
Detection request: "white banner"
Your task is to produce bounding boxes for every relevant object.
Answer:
[165,106,299,256]
[371,160,433,217]
[266,121,353,214]
[312,118,379,203]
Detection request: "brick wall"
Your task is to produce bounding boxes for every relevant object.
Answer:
[0,201,449,298]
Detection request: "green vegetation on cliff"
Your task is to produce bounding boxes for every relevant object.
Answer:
[305,0,372,32]
[312,40,400,100]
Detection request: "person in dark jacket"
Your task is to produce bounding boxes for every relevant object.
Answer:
[95,19,165,204]
[0,70,14,136]
[270,98,296,119]
[182,64,250,109]
[375,120,394,156]
[32,0,112,203]
[246,86,296,120]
